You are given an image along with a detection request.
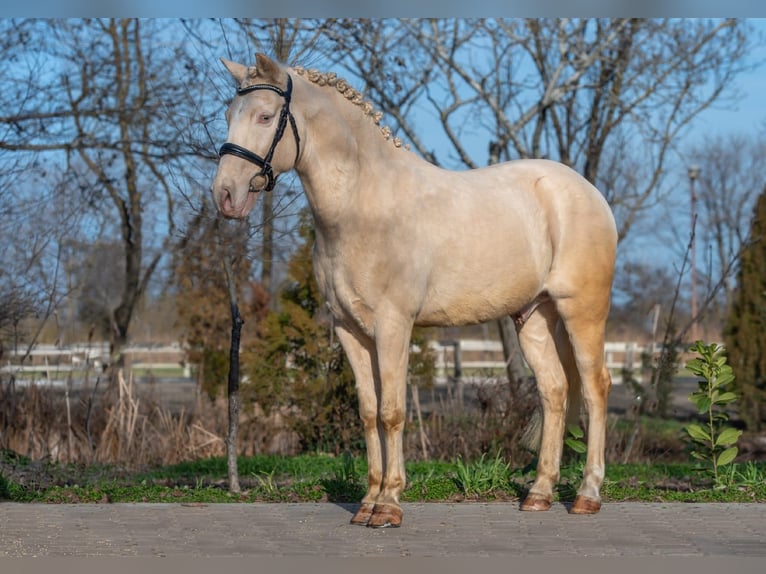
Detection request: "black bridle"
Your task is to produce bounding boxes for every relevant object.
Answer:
[218,74,300,192]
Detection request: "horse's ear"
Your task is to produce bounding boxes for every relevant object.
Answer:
[220,58,248,83]
[255,53,282,83]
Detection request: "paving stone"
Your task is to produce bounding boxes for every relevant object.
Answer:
[0,502,765,558]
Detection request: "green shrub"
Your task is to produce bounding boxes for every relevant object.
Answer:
[684,341,743,487]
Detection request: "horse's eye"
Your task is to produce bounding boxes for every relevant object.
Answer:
[258,113,272,124]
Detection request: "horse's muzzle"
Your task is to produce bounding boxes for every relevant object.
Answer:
[211,178,257,219]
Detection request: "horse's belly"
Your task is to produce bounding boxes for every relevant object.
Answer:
[415,283,538,327]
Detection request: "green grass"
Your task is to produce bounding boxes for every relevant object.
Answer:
[2,452,765,504]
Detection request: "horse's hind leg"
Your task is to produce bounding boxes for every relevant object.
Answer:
[516,300,569,511]
[334,324,382,526]
[555,297,612,514]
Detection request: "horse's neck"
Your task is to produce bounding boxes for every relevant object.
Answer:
[295,91,410,234]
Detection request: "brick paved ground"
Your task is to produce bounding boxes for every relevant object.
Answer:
[1,502,765,558]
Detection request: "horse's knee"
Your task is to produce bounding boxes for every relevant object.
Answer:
[379,405,405,433]
[361,420,377,435]
[359,410,377,431]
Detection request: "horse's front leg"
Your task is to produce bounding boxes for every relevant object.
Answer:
[365,314,412,528]
[334,324,382,526]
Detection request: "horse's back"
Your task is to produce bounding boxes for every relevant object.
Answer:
[410,158,616,326]
[436,157,617,268]
[480,158,614,224]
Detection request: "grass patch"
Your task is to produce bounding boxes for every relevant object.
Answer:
[600,461,766,502]
[2,452,765,504]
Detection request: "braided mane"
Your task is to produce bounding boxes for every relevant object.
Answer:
[293,66,408,150]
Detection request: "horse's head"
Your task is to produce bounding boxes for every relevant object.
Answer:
[211,53,301,219]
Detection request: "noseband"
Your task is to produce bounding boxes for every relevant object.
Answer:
[218,74,301,192]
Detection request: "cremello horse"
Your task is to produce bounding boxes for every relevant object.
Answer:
[211,54,618,528]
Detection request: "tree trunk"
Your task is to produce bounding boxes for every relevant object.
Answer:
[261,190,274,302]
[410,383,429,460]
[496,316,528,398]
[223,256,243,493]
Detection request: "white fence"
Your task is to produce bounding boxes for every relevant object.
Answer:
[1,342,189,380]
[428,339,664,384]
[3,339,663,385]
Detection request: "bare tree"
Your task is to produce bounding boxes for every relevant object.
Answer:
[0,160,84,361]
[685,131,766,324]
[0,19,205,361]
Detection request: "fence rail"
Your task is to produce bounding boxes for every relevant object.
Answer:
[3,339,676,386]
[427,339,668,384]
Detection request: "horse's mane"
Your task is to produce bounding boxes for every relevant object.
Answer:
[293,66,407,150]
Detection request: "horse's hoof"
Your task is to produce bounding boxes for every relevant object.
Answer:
[350,503,375,526]
[520,494,552,511]
[570,496,601,514]
[366,504,403,528]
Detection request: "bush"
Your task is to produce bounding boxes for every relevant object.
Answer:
[684,341,742,487]
[242,212,362,455]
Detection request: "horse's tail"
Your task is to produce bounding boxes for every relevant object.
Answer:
[520,405,543,452]
[520,335,583,453]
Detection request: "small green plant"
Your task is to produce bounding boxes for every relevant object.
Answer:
[714,461,766,491]
[336,451,358,483]
[734,461,765,489]
[555,424,587,500]
[319,452,365,502]
[453,451,510,497]
[253,469,279,494]
[564,424,587,456]
[684,341,743,487]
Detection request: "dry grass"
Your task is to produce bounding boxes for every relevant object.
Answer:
[404,378,541,466]
[0,372,728,469]
[0,371,300,468]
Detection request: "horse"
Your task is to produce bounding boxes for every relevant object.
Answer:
[211,53,618,528]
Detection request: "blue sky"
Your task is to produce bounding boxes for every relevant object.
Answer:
[595,18,766,273]
[686,19,766,140]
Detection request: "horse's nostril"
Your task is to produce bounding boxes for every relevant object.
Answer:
[222,189,234,212]
[211,178,234,211]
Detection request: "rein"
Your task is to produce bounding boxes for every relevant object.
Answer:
[218,74,301,192]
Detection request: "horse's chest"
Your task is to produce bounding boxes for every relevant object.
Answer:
[313,251,378,336]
